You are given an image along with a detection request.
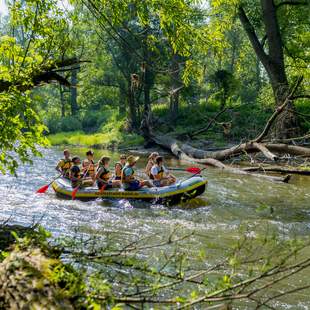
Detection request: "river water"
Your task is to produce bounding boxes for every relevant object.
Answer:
[0,147,309,308]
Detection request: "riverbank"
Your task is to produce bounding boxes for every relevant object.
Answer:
[47,100,310,154]
[1,148,310,309]
[46,102,272,150]
[48,130,144,149]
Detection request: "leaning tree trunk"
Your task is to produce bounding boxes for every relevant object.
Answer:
[238,0,299,139]
[271,82,299,139]
[127,81,138,130]
[169,53,182,122]
[70,68,79,116]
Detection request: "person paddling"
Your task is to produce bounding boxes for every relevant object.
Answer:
[114,154,127,181]
[145,152,159,178]
[151,156,176,187]
[122,156,153,190]
[56,149,72,178]
[70,156,82,188]
[82,150,96,179]
[95,156,120,190]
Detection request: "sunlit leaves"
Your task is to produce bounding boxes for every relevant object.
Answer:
[0,0,69,174]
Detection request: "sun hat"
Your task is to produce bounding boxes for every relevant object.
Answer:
[99,156,110,164]
[127,155,139,165]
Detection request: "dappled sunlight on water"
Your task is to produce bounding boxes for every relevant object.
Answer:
[0,147,309,307]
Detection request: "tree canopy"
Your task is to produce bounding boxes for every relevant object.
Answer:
[0,0,309,172]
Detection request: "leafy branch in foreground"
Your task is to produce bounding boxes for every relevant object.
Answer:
[60,224,310,309]
[0,0,84,174]
[0,222,309,309]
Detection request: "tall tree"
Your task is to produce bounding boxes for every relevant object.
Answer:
[238,0,309,138]
[70,68,79,115]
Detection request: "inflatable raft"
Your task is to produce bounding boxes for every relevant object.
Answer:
[52,176,207,205]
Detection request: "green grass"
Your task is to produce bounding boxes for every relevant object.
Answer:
[48,113,144,149]
[48,98,292,150]
[48,131,144,148]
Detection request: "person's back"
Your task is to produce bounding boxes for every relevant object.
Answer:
[82,150,96,179]
[56,149,72,178]
[121,164,136,190]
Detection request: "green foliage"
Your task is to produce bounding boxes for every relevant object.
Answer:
[0,225,109,309]
[0,0,73,174]
[60,116,83,132]
[0,0,309,173]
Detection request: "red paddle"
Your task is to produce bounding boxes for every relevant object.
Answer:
[36,174,62,194]
[168,167,203,174]
[72,185,80,200]
[98,184,107,194]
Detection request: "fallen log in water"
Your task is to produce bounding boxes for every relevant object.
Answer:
[243,166,310,175]
[149,133,293,183]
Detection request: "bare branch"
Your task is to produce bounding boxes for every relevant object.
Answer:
[253,76,303,143]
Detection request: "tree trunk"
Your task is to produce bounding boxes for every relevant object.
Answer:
[70,68,79,115]
[59,84,65,117]
[118,81,126,115]
[148,132,294,183]
[144,64,152,124]
[169,54,181,122]
[238,1,299,139]
[147,130,310,162]
[128,83,137,130]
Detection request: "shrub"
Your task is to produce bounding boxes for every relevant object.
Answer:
[60,116,82,132]
[45,117,61,134]
[81,111,107,133]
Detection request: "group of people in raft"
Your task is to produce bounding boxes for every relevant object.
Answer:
[56,149,177,191]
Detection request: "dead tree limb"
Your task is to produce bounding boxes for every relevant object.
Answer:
[189,108,228,138]
[242,166,310,175]
[253,76,303,143]
[0,58,90,93]
[150,133,291,182]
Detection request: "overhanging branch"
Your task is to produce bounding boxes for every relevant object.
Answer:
[0,58,90,93]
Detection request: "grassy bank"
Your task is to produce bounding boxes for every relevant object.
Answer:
[48,130,144,149]
[48,112,144,149]
[47,99,309,150]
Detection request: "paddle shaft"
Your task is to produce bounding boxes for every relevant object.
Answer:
[36,173,63,193]
[72,165,92,198]
[48,174,63,186]
[179,167,207,185]
[168,167,200,173]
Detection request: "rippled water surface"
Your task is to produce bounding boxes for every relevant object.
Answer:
[0,147,309,308]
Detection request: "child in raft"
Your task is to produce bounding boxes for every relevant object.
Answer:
[145,152,159,178]
[70,156,81,188]
[70,156,94,188]
[150,156,176,187]
[122,156,153,190]
[82,150,96,179]
[95,156,121,190]
[114,154,127,181]
[56,149,72,178]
